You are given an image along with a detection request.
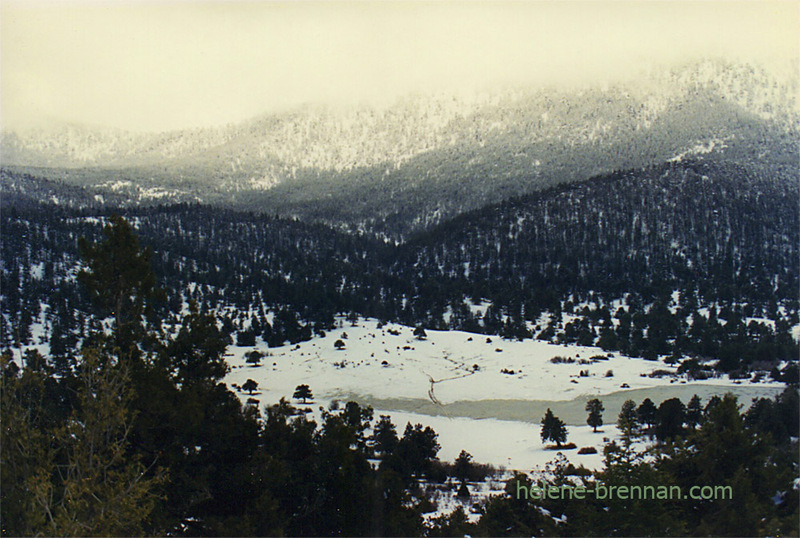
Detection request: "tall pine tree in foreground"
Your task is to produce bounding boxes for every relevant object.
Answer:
[77,214,163,359]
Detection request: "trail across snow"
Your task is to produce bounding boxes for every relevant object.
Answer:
[425,352,478,407]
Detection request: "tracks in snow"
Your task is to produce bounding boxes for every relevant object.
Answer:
[425,352,478,407]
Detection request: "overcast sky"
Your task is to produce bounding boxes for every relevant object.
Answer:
[2,1,798,132]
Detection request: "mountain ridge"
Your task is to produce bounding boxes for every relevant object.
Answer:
[1,59,797,236]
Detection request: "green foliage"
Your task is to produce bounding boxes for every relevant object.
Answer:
[656,398,686,441]
[1,353,58,535]
[254,400,424,536]
[77,215,162,355]
[162,300,229,386]
[636,398,658,436]
[744,387,799,444]
[380,423,442,482]
[372,414,399,456]
[49,349,165,536]
[474,472,550,536]
[427,506,473,537]
[478,391,798,537]
[657,393,798,536]
[245,350,263,366]
[1,349,164,536]
[236,329,256,347]
[685,394,703,429]
[242,378,258,394]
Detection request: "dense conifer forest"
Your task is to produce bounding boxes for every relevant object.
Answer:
[3,160,797,376]
[1,157,798,536]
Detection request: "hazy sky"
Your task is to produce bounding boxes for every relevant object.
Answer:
[2,1,798,132]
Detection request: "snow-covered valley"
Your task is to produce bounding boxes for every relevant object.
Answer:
[224,318,784,472]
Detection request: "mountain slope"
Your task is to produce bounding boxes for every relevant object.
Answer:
[2,60,797,236]
[3,159,797,372]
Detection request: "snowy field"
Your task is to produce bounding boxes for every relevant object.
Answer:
[225,318,785,472]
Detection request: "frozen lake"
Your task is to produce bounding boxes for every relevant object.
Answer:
[339,383,785,426]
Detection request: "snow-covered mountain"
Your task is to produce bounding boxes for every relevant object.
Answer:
[4,60,795,168]
[0,93,492,173]
[2,59,797,233]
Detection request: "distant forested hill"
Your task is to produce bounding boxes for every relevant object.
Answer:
[2,159,797,374]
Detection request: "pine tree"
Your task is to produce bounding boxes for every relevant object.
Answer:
[617,399,639,439]
[1,349,164,536]
[636,398,658,436]
[242,379,259,395]
[49,348,164,535]
[372,415,399,456]
[396,423,440,477]
[686,394,703,430]
[585,398,604,432]
[660,393,796,536]
[453,450,473,484]
[1,353,57,535]
[293,384,313,403]
[77,215,162,357]
[245,350,263,366]
[655,397,686,441]
[163,300,229,386]
[540,408,567,447]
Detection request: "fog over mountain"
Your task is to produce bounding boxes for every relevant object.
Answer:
[2,59,797,235]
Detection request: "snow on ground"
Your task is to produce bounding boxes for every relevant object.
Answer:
[226,319,782,406]
[225,317,784,473]
[381,410,611,472]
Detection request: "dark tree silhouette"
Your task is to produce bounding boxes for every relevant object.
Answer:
[540,408,567,447]
[242,379,258,395]
[293,384,313,403]
[78,215,160,340]
[585,398,604,432]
